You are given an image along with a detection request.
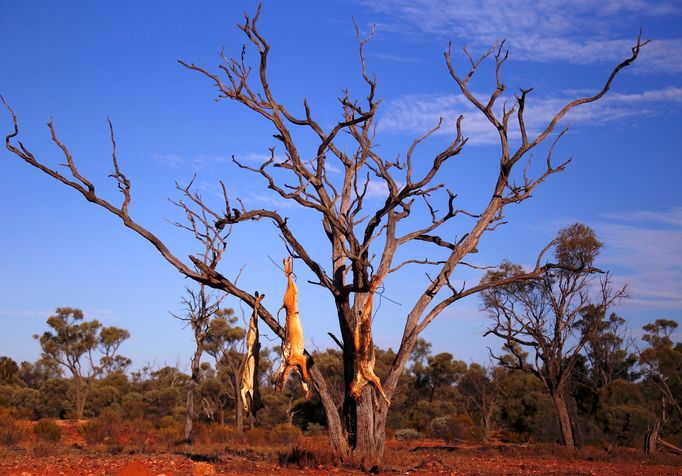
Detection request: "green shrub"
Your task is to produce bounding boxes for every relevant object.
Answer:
[34,419,62,443]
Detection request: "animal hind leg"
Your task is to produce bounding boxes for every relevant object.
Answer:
[274,363,293,392]
[361,364,390,406]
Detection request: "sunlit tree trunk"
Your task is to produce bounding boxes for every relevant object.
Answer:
[184,344,203,442]
[234,373,243,432]
[551,387,575,448]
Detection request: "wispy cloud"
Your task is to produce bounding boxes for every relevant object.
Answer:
[370,52,422,63]
[595,207,682,311]
[0,309,116,319]
[358,0,682,73]
[378,87,682,144]
[151,153,184,169]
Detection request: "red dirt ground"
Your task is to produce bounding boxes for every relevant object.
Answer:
[2,421,680,475]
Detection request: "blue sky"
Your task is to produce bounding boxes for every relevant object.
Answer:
[1,0,680,371]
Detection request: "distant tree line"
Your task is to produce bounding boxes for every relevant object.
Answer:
[0,305,679,451]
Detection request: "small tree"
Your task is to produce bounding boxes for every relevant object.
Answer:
[640,319,682,453]
[458,363,499,440]
[203,308,247,430]
[482,224,627,447]
[573,309,637,416]
[0,357,19,385]
[173,284,224,443]
[35,307,130,419]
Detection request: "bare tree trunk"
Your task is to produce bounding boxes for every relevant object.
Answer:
[482,404,495,442]
[335,297,388,468]
[74,376,91,420]
[644,420,661,454]
[310,363,349,460]
[568,395,583,448]
[184,344,203,442]
[234,374,243,432]
[354,390,387,468]
[74,377,85,420]
[551,389,575,448]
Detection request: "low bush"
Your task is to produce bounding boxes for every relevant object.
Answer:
[271,423,303,444]
[32,442,54,457]
[78,408,125,445]
[305,423,326,435]
[158,422,183,445]
[206,424,240,443]
[34,419,62,443]
[427,414,475,442]
[394,428,423,441]
[0,408,31,445]
[278,445,319,468]
[244,427,267,445]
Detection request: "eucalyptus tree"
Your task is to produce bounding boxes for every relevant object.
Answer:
[35,307,129,419]
[481,224,627,447]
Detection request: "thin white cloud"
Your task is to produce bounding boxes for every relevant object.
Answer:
[378,87,682,144]
[358,0,682,73]
[596,208,682,311]
[0,309,116,319]
[191,154,229,169]
[151,153,184,169]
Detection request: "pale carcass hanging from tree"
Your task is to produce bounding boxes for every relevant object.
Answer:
[240,291,265,416]
[350,275,390,406]
[273,257,311,398]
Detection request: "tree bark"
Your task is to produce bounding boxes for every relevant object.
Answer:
[74,375,91,420]
[551,389,575,448]
[644,420,660,454]
[320,298,389,468]
[184,344,203,442]
[234,373,243,432]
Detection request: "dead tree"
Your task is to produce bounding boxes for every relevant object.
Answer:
[482,224,628,448]
[1,4,646,466]
[173,284,225,443]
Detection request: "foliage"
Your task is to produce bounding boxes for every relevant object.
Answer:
[34,308,130,419]
[34,419,62,442]
[427,414,475,442]
[272,423,303,444]
[0,357,19,385]
[0,408,31,445]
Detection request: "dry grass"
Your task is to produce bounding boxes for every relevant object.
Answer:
[0,418,681,475]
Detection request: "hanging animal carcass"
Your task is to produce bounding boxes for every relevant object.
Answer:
[350,275,390,406]
[273,257,312,398]
[240,291,265,416]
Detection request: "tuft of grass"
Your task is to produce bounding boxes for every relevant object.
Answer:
[0,408,31,445]
[278,445,319,468]
[34,419,62,443]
